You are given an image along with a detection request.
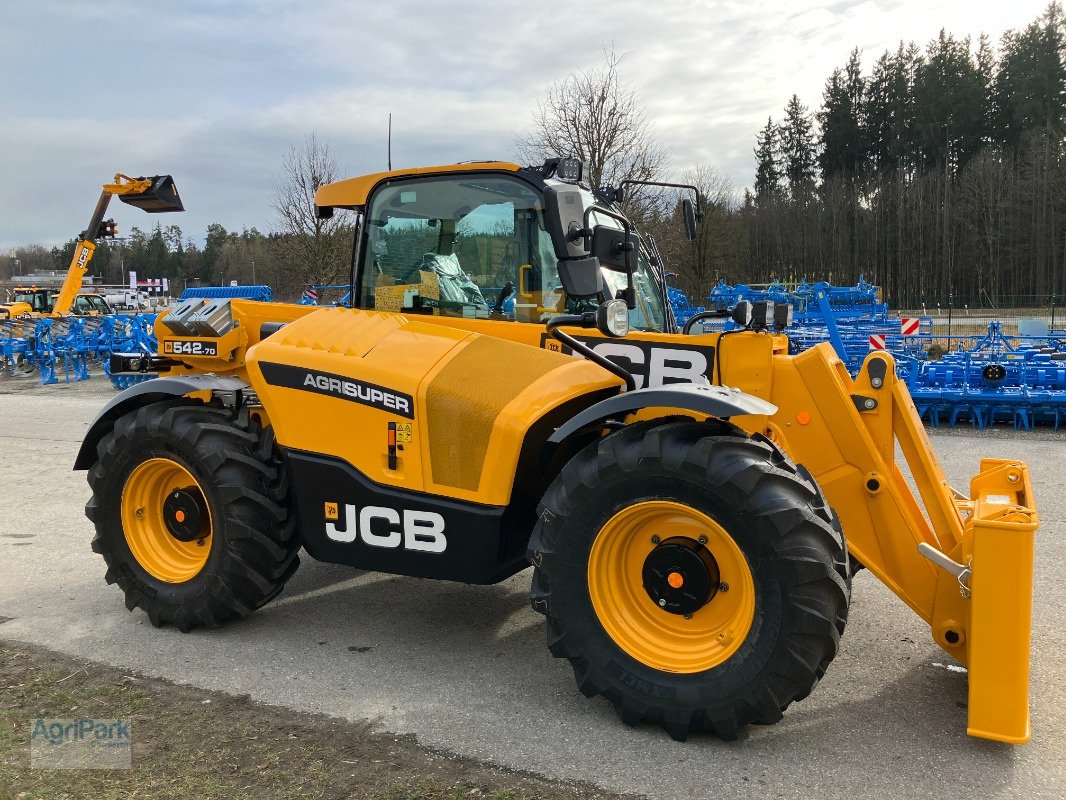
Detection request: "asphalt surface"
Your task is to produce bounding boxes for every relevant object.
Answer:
[1,383,1064,800]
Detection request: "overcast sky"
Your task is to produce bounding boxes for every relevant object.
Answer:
[0,0,1051,250]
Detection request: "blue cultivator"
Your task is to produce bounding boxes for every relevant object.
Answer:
[709,276,889,323]
[903,323,1066,429]
[0,318,36,377]
[699,278,928,373]
[0,317,90,385]
[296,284,352,306]
[101,314,159,389]
[698,279,1064,428]
[0,313,158,388]
[666,286,706,327]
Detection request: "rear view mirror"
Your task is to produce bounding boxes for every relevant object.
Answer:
[590,226,637,272]
[682,198,697,241]
[556,257,604,298]
[544,187,589,259]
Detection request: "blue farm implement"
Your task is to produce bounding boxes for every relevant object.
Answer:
[698,278,928,372]
[697,278,1064,428]
[296,284,352,306]
[901,323,1066,429]
[667,286,706,327]
[0,313,158,388]
[180,285,274,303]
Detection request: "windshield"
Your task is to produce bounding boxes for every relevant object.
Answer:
[360,175,556,320]
[86,295,110,313]
[358,174,668,331]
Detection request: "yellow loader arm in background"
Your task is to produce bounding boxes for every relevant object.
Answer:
[51,173,183,316]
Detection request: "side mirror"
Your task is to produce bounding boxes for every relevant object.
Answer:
[590,226,637,272]
[682,198,697,242]
[556,257,603,299]
[544,187,589,259]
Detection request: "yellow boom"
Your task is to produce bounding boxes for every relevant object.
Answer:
[51,173,183,316]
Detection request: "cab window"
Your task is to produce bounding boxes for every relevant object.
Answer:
[359,175,558,320]
[15,292,48,312]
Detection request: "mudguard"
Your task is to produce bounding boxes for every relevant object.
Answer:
[546,383,777,445]
[73,375,250,470]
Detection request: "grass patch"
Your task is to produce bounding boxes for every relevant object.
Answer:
[0,640,629,800]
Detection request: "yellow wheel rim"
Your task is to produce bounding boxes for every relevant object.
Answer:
[121,458,212,584]
[587,500,756,674]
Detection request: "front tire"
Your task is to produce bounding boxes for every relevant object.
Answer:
[528,420,849,741]
[85,401,300,631]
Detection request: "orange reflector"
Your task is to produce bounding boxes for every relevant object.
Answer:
[796,411,812,425]
[667,572,684,589]
[175,509,186,523]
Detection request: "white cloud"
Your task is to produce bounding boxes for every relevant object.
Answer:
[0,0,1051,248]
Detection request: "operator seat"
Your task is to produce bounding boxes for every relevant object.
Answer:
[418,252,489,311]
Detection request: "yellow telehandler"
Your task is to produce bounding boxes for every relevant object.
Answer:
[75,159,1038,744]
[0,174,182,320]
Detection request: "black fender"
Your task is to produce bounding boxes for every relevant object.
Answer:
[546,383,777,446]
[73,375,251,470]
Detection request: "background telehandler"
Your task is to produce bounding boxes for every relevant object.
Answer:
[75,158,1038,744]
[0,173,182,320]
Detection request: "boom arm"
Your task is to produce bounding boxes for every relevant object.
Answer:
[52,174,182,316]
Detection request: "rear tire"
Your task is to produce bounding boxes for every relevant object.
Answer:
[85,400,300,631]
[528,420,849,741]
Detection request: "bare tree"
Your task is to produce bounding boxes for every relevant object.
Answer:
[516,46,669,209]
[650,164,747,300]
[272,133,352,288]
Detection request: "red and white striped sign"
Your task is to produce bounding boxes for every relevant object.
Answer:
[900,317,920,336]
[869,333,886,350]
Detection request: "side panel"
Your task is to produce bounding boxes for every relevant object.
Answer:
[286,450,528,584]
[404,314,786,395]
[246,306,622,506]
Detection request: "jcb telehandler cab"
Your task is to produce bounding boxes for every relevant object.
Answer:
[76,159,1038,743]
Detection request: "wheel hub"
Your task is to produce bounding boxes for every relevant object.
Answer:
[163,487,208,542]
[642,536,720,615]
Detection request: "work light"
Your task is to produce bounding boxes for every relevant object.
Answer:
[597,298,630,338]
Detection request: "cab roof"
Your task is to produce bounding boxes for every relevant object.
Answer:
[315,161,522,209]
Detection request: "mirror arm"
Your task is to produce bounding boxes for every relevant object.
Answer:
[618,180,703,218]
[566,224,593,251]
[546,314,637,392]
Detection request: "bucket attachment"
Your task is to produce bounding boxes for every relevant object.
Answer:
[118,175,184,213]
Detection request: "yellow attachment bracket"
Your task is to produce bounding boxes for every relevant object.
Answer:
[763,345,1039,743]
[103,173,154,196]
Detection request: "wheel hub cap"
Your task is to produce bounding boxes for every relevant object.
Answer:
[642,537,720,615]
[163,488,209,542]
